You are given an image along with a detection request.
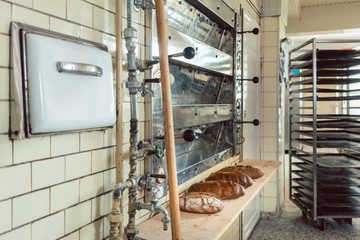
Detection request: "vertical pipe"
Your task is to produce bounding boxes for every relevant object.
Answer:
[115,0,124,237]
[312,38,318,221]
[154,0,182,239]
[288,52,293,202]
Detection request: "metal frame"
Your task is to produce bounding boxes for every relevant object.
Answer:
[10,22,110,139]
[288,38,360,229]
[150,0,238,188]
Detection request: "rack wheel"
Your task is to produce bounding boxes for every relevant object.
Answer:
[317,219,326,231]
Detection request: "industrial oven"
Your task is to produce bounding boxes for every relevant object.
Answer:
[149,0,241,193]
[146,0,261,238]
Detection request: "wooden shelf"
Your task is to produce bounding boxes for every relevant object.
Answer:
[136,158,281,240]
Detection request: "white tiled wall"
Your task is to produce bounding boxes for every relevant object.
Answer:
[260,16,281,214]
[0,0,119,239]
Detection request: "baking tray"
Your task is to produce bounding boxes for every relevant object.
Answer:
[293,162,360,178]
[292,114,360,119]
[291,59,360,70]
[293,193,360,217]
[294,130,360,139]
[291,69,360,78]
[292,186,360,211]
[292,153,360,168]
[291,50,360,62]
[294,179,360,196]
[290,88,360,94]
[291,95,360,101]
[290,78,360,86]
[294,119,360,128]
[292,170,360,186]
[294,138,360,148]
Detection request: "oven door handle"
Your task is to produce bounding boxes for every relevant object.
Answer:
[56,62,103,77]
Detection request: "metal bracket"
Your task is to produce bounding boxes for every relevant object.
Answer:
[238,28,259,35]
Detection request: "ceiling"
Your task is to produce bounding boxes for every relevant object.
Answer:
[301,0,360,7]
[288,0,360,19]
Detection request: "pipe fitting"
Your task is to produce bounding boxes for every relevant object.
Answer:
[126,80,141,90]
[113,179,133,199]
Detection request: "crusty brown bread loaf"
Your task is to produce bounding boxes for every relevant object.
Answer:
[179,192,224,214]
[205,171,253,188]
[188,180,245,199]
[219,165,264,179]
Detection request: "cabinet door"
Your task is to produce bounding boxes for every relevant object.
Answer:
[242,9,261,160]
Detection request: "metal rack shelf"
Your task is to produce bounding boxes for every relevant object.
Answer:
[291,69,360,78]
[292,59,360,70]
[290,78,360,86]
[288,39,360,230]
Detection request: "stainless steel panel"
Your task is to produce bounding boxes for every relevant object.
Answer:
[186,0,235,28]
[177,148,233,184]
[150,0,237,197]
[167,0,233,54]
[154,27,233,75]
[173,104,233,129]
[167,0,196,35]
[190,10,222,48]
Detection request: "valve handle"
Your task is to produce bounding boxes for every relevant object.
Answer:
[144,78,161,83]
[183,130,196,142]
[155,144,164,158]
[150,173,166,179]
[183,47,196,59]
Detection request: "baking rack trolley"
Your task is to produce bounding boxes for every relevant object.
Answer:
[289,38,360,230]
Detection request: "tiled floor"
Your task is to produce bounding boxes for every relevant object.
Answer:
[249,154,360,240]
[249,198,360,240]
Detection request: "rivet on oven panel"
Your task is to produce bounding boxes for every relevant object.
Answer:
[198,13,201,17]
[195,47,199,50]
[215,55,218,58]
[168,35,172,40]
[190,8,193,11]
[178,1,182,4]
[217,7,220,10]
[232,18,234,22]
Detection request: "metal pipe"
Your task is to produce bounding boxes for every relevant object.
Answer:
[107,180,133,240]
[312,38,318,221]
[124,0,141,238]
[288,38,314,54]
[134,201,171,230]
[110,1,170,239]
[114,0,124,238]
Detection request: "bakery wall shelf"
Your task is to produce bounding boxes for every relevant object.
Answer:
[136,158,281,240]
[288,38,360,230]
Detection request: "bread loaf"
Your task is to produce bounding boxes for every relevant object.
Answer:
[188,180,245,199]
[179,192,224,214]
[220,165,264,179]
[205,171,253,188]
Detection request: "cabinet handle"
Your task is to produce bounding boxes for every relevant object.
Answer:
[56,62,103,77]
